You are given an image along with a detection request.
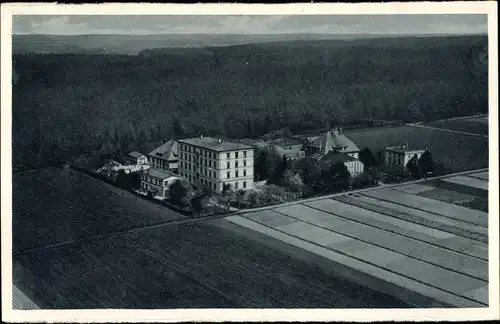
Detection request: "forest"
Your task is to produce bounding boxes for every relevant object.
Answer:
[12,35,488,171]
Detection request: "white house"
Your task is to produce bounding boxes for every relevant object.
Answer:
[177,136,255,193]
[126,151,148,165]
[385,144,426,170]
[140,169,179,199]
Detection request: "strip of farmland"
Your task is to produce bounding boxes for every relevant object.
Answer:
[467,171,489,180]
[226,216,486,307]
[390,184,436,195]
[442,175,489,191]
[272,204,487,280]
[426,179,488,199]
[362,189,488,227]
[306,198,487,259]
[334,194,487,244]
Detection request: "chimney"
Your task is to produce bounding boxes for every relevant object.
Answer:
[200,134,204,139]
[339,127,343,135]
[164,137,169,143]
[218,138,222,143]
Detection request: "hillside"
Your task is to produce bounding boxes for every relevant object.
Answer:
[12,35,488,170]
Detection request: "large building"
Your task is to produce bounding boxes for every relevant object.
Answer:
[304,127,360,159]
[177,136,254,193]
[148,139,179,174]
[385,144,426,170]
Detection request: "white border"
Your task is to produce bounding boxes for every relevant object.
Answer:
[1,2,499,323]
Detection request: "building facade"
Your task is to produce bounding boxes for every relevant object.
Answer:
[177,136,254,193]
[385,144,426,170]
[140,168,179,199]
[148,139,179,174]
[126,151,148,165]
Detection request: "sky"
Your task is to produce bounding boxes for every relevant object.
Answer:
[13,15,488,35]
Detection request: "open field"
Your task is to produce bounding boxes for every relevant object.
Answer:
[424,116,488,135]
[225,169,489,307]
[13,168,186,253]
[12,168,489,308]
[13,168,410,308]
[13,222,410,309]
[344,125,488,172]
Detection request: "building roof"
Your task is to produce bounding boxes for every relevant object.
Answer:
[274,145,304,158]
[148,140,178,161]
[270,138,303,148]
[307,129,360,154]
[177,137,253,152]
[310,153,323,161]
[319,151,359,165]
[386,145,426,154]
[129,151,145,158]
[144,168,172,180]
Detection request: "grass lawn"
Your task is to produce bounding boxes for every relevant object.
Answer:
[345,126,488,172]
[13,221,410,308]
[424,117,488,135]
[13,168,186,253]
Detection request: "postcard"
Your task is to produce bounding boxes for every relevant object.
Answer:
[1,2,499,322]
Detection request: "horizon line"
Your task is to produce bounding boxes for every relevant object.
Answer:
[12,32,488,37]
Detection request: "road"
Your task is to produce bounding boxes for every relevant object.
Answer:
[407,123,488,138]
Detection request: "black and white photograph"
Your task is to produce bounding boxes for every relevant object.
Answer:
[1,2,499,322]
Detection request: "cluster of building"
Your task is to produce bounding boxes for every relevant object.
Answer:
[130,127,427,199]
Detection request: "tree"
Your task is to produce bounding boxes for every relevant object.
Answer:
[282,170,304,194]
[418,150,434,179]
[254,149,269,181]
[267,147,286,184]
[406,154,420,179]
[191,191,207,217]
[359,147,378,168]
[323,162,350,192]
[168,180,188,207]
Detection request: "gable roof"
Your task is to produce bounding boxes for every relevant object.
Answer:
[319,151,358,165]
[129,151,145,158]
[148,140,178,161]
[144,168,172,180]
[308,130,360,154]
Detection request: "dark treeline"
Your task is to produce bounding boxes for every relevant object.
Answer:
[12,36,488,170]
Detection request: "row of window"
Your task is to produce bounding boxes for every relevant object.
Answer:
[141,176,165,186]
[227,169,247,179]
[179,144,217,159]
[179,159,249,171]
[226,151,247,159]
[179,168,249,180]
[387,152,405,166]
[229,181,248,189]
[179,143,249,160]
[180,154,217,168]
